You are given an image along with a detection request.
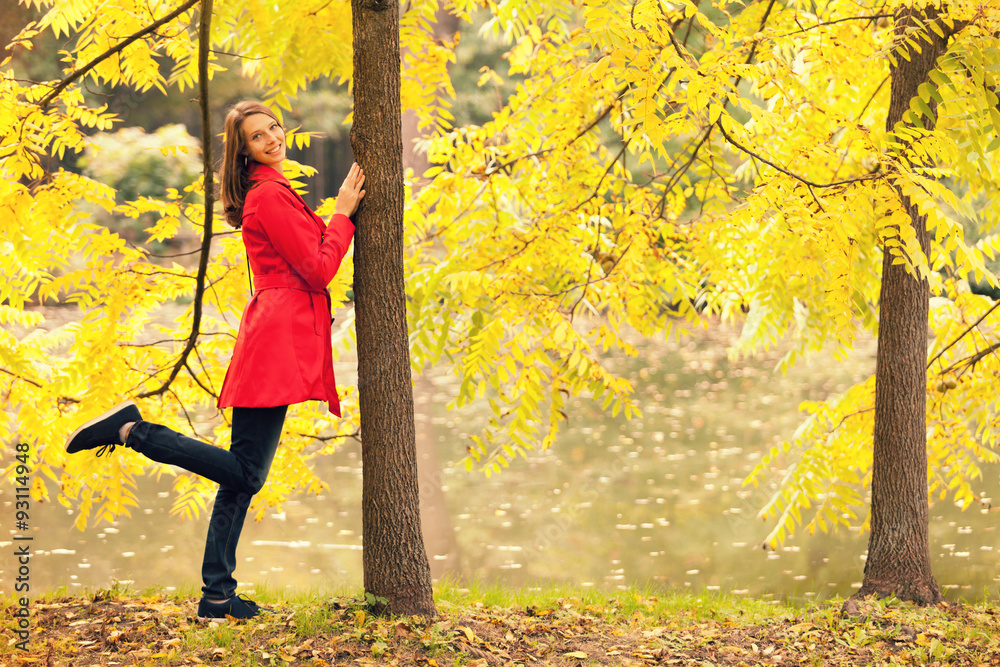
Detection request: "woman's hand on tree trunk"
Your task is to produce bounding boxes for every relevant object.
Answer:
[335,163,366,219]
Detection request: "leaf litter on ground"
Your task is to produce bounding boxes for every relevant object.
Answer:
[5,589,1000,665]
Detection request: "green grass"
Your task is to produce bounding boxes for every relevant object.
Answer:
[9,579,807,626]
[9,581,1000,666]
[20,577,359,607]
[433,578,796,624]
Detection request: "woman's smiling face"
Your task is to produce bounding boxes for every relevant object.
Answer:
[242,113,285,168]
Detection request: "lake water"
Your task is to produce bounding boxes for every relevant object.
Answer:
[3,314,1000,603]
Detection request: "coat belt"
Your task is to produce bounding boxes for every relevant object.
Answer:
[253,273,329,335]
[253,272,326,294]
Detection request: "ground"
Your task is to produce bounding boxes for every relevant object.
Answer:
[4,589,1000,666]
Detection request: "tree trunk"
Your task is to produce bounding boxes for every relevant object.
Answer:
[856,6,948,605]
[351,0,437,617]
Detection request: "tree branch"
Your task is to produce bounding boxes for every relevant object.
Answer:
[942,340,1000,375]
[928,301,1000,370]
[210,49,267,60]
[659,125,715,210]
[184,359,218,399]
[831,406,874,432]
[773,14,893,38]
[484,84,629,177]
[117,331,233,348]
[742,0,778,81]
[169,387,210,439]
[570,138,632,213]
[1,367,42,388]
[1,368,79,404]
[658,0,778,214]
[299,429,362,443]
[715,120,881,189]
[512,241,635,300]
[38,0,200,110]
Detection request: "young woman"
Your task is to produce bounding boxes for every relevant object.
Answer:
[66,100,365,620]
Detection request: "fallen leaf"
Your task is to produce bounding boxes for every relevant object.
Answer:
[564,651,588,659]
[459,626,477,643]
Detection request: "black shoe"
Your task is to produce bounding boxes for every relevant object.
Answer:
[197,594,261,621]
[66,400,141,456]
[245,598,273,613]
[230,595,270,613]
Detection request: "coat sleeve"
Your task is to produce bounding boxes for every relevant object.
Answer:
[255,182,356,289]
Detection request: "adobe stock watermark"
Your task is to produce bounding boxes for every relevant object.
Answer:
[11,441,33,651]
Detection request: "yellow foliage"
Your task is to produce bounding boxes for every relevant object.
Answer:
[3,0,1000,542]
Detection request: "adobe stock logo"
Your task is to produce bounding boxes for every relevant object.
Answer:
[11,441,33,651]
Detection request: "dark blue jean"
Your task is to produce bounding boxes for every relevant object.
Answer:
[125,405,288,599]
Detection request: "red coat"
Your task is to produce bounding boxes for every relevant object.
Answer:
[218,163,355,415]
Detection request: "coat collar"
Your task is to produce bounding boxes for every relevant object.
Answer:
[249,162,290,187]
[247,161,326,232]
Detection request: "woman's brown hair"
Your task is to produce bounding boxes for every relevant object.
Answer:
[220,101,282,229]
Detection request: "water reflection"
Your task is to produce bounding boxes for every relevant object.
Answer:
[3,325,1000,602]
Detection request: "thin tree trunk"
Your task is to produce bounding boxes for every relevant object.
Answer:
[311,137,325,209]
[856,5,948,605]
[351,0,437,617]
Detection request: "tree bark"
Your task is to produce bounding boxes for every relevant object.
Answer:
[351,0,437,617]
[856,6,948,605]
